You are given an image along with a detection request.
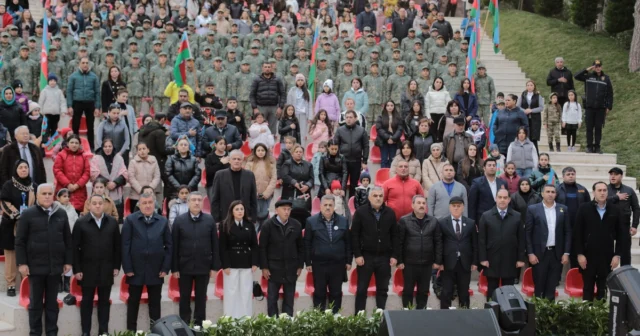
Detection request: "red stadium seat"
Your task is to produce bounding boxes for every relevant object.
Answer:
[348,196,355,216]
[80,138,93,158]
[0,255,4,262]
[392,268,417,295]
[214,271,224,299]
[71,276,111,307]
[19,277,63,309]
[241,141,251,156]
[311,197,321,215]
[119,276,148,304]
[124,198,132,217]
[203,196,211,214]
[201,169,206,187]
[136,117,143,128]
[521,267,558,297]
[369,125,377,142]
[305,143,314,161]
[273,142,281,159]
[168,275,207,302]
[69,116,88,135]
[478,270,488,296]
[304,272,314,295]
[374,168,390,187]
[348,268,376,295]
[269,26,276,34]
[564,268,597,298]
[370,146,381,164]
[261,276,299,298]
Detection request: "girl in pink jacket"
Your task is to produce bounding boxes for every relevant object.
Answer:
[308,109,333,154]
[314,79,341,128]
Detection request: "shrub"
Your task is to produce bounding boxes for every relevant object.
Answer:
[571,0,600,28]
[605,0,635,35]
[532,297,609,336]
[613,29,634,50]
[535,0,564,17]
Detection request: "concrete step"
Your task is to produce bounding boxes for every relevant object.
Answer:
[490,73,528,80]
[538,143,581,152]
[548,163,625,176]
[480,60,520,68]
[490,79,528,87]
[484,67,527,74]
[545,151,617,164]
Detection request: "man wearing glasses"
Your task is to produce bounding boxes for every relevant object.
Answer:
[574,59,614,154]
[556,167,591,268]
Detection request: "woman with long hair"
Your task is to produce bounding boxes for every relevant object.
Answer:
[16,9,35,39]
[424,77,449,134]
[204,136,229,197]
[127,142,161,213]
[219,201,259,318]
[90,138,128,221]
[101,66,126,113]
[528,153,559,194]
[375,101,403,168]
[506,127,538,179]
[456,143,484,191]
[517,80,544,153]
[320,14,336,38]
[405,100,424,140]
[281,144,314,205]
[339,11,354,38]
[400,80,424,118]
[438,100,465,142]
[278,104,301,145]
[244,143,277,230]
[53,134,91,214]
[390,141,422,182]
[286,74,314,146]
[318,139,347,199]
[453,78,478,122]
[308,109,333,154]
[411,117,435,164]
[314,79,341,129]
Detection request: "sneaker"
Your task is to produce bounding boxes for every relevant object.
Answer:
[7,287,15,297]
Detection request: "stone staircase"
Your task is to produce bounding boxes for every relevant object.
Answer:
[28,0,43,21]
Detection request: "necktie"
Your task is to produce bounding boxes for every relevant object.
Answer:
[454,219,461,239]
[20,146,27,160]
[500,211,506,219]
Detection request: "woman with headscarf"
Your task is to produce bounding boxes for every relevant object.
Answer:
[0,86,26,136]
[510,179,542,224]
[90,138,128,221]
[0,159,35,297]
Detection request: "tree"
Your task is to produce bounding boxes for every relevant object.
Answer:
[535,0,564,17]
[572,0,600,28]
[605,0,636,34]
[630,0,640,72]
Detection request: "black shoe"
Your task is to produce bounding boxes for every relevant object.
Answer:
[586,146,593,153]
[548,143,554,152]
[596,146,603,154]
[7,287,15,297]
[556,143,561,152]
[63,276,70,293]
[58,279,63,293]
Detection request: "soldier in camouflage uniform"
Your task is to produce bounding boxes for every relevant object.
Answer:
[184,57,205,96]
[144,41,163,70]
[243,23,265,49]
[423,28,440,54]
[272,47,290,78]
[378,30,394,54]
[356,34,378,62]
[432,53,450,78]
[27,38,38,62]
[362,62,387,126]
[95,52,119,85]
[110,27,127,55]
[314,57,334,98]
[387,63,411,105]
[442,63,462,99]
[222,50,240,74]
[84,27,99,51]
[200,32,222,58]
[196,46,214,72]
[409,50,428,78]
[284,64,300,93]
[50,37,71,64]
[447,30,463,54]
[244,44,266,75]
[203,57,230,99]
[9,46,38,99]
[31,23,43,48]
[122,53,148,114]
[317,42,337,74]
[187,30,200,56]
[383,38,401,61]
[294,26,311,50]
[341,49,363,77]
[403,40,423,63]
[129,27,149,55]
[427,36,449,64]
[67,47,95,79]
[7,26,25,49]
[91,18,108,42]
[150,52,174,114]
[57,23,77,50]
[385,49,403,77]
[474,63,496,126]
[224,35,245,60]
[268,33,292,60]
[290,47,311,76]
[334,62,357,101]
[142,19,156,43]
[164,22,179,46]
[122,41,142,68]
[416,65,434,94]
[336,39,354,61]
[401,28,419,52]
[0,33,16,60]
[233,61,256,124]
[453,40,469,76]
[333,29,350,50]
[364,48,386,77]
[47,47,67,91]
[545,93,562,151]
[95,37,122,66]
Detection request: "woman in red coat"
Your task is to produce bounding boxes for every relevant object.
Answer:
[53,134,91,213]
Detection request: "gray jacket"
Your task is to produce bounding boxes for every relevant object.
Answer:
[428,180,468,218]
[96,118,131,155]
[38,85,67,115]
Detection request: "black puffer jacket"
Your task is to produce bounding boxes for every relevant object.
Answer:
[334,124,369,163]
[15,202,73,276]
[138,121,170,169]
[0,98,26,136]
[375,114,403,148]
[411,132,435,163]
[250,74,286,108]
[351,203,398,258]
[171,212,221,275]
[319,154,348,192]
[574,69,614,110]
[278,117,301,144]
[396,213,443,265]
[165,152,202,192]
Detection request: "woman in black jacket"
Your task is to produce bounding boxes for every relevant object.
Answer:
[410,118,434,164]
[517,81,544,153]
[0,86,27,136]
[204,136,229,192]
[456,143,484,191]
[278,105,301,144]
[400,80,424,119]
[100,66,126,113]
[318,139,348,199]
[219,200,259,318]
[165,136,202,198]
[510,179,542,224]
[404,100,424,140]
[281,144,314,206]
[375,100,403,169]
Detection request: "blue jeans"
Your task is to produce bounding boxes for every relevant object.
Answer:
[380,143,396,168]
[516,168,533,180]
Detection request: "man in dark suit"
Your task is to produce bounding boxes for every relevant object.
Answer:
[525,185,571,301]
[211,150,257,223]
[0,126,47,186]
[72,194,121,336]
[574,181,628,301]
[468,158,507,221]
[304,194,352,313]
[479,188,526,300]
[438,196,477,309]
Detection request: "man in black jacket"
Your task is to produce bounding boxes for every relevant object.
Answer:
[574,60,614,154]
[304,195,352,313]
[574,182,628,301]
[333,111,369,197]
[438,196,477,309]
[167,88,203,122]
[431,12,453,43]
[0,126,47,186]
[211,150,257,223]
[351,187,398,313]
[556,167,591,268]
[356,3,376,31]
[250,62,286,134]
[260,199,304,317]
[607,167,640,266]
[391,8,412,41]
[72,194,121,336]
[16,184,73,336]
[199,110,243,157]
[138,114,170,175]
[172,192,220,326]
[546,57,575,107]
[396,194,442,309]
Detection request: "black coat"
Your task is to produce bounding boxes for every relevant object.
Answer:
[520,91,542,141]
[374,114,403,148]
[351,203,398,258]
[334,124,369,163]
[278,117,301,144]
[219,220,259,269]
[121,212,172,286]
[574,69,614,110]
[226,109,247,140]
[15,204,73,276]
[319,154,348,192]
[172,212,221,275]
[304,213,352,266]
[391,17,412,41]
[573,201,628,263]
[411,132,434,163]
[200,124,243,157]
[276,148,292,179]
[546,66,575,99]
[211,168,258,223]
[525,203,572,261]
[0,142,46,187]
[396,213,443,265]
[165,152,202,193]
[281,159,314,201]
[138,121,170,170]
[72,214,121,287]
[259,216,304,283]
[100,79,126,113]
[510,191,542,224]
[438,216,478,271]
[249,74,286,108]
[468,176,508,221]
[478,207,526,279]
[204,152,229,188]
[492,107,529,155]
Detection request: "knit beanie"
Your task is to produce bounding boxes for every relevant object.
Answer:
[28,101,40,113]
[323,79,333,90]
[359,171,371,183]
[295,73,306,82]
[48,73,58,82]
[331,180,342,191]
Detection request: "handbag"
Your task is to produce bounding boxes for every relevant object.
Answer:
[291,190,310,211]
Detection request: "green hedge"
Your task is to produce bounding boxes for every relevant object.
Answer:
[571,0,600,28]
[109,299,610,336]
[605,0,635,35]
[534,0,564,17]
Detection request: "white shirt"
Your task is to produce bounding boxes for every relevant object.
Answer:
[487,177,497,201]
[543,202,556,247]
[451,216,462,233]
[91,213,104,229]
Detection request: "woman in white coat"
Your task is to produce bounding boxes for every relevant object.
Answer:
[286,74,314,146]
[424,77,449,138]
[218,201,259,318]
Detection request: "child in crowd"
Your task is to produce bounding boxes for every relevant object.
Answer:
[562,90,582,152]
[490,92,505,114]
[56,188,78,293]
[80,177,119,221]
[38,73,67,137]
[25,102,47,151]
[487,144,505,176]
[168,185,190,228]
[12,80,28,113]
[226,97,247,140]
[196,82,224,126]
[279,104,301,144]
[248,111,275,149]
[499,161,521,194]
[466,118,486,149]
[339,97,366,129]
[276,136,296,182]
[544,92,563,152]
[331,180,346,216]
[354,171,372,209]
[311,141,327,196]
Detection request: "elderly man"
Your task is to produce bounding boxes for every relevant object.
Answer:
[260,199,304,317]
[172,192,220,327]
[396,194,442,309]
[428,163,468,218]
[200,110,243,158]
[431,12,454,43]
[16,184,72,336]
[67,57,101,150]
[121,192,172,331]
[391,8,411,41]
[351,187,398,313]
[250,62,286,135]
[167,88,202,122]
[211,150,257,223]
[304,195,352,313]
[72,194,121,336]
[170,101,201,149]
[546,57,575,107]
[383,159,425,221]
[0,125,46,186]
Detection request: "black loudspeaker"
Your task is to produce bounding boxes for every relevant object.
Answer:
[150,315,195,336]
[378,309,502,336]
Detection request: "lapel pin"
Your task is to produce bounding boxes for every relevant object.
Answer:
[334,226,339,230]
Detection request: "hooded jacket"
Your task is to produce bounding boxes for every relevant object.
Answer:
[0,87,26,135]
[54,147,91,210]
[315,92,341,122]
[138,121,170,168]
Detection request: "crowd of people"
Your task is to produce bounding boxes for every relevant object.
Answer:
[0,0,626,334]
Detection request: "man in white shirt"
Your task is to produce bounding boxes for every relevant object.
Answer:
[525,185,571,301]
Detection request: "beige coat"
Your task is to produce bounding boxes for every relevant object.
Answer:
[244,156,277,199]
[422,155,450,191]
[127,155,162,200]
[389,155,422,183]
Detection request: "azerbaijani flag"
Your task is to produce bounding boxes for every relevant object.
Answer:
[489,0,500,53]
[173,32,192,88]
[44,131,61,151]
[465,0,481,93]
[307,18,321,102]
[39,18,49,91]
[41,115,48,136]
